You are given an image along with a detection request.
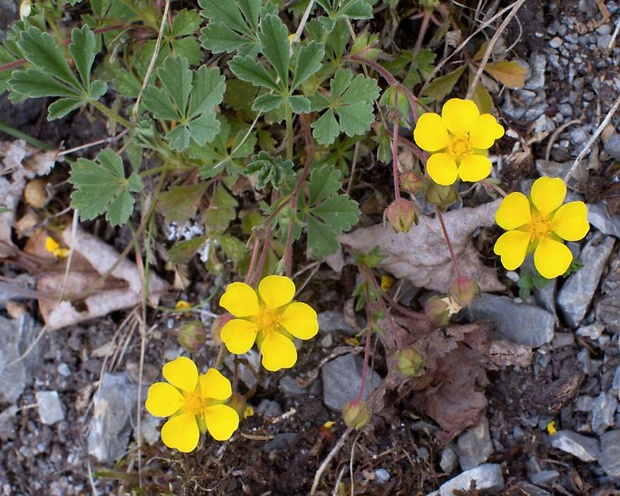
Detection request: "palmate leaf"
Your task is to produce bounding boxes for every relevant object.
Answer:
[69,149,143,226]
[10,25,107,120]
[199,0,263,56]
[311,69,379,145]
[142,56,225,151]
[258,14,290,87]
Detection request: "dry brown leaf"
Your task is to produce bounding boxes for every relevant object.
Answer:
[339,200,503,293]
[25,227,168,331]
[0,141,59,257]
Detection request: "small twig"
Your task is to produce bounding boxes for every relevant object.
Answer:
[466,0,527,100]
[544,119,580,162]
[310,427,353,495]
[565,93,620,183]
[292,0,316,42]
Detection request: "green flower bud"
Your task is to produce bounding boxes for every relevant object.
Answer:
[211,314,231,346]
[384,198,418,233]
[343,400,372,430]
[396,348,423,376]
[176,322,206,352]
[424,182,459,210]
[400,170,425,196]
[424,296,452,327]
[448,276,481,308]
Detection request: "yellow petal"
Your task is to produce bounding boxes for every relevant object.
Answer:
[260,331,297,371]
[220,318,258,354]
[220,282,260,317]
[442,98,479,135]
[534,237,573,279]
[426,153,458,186]
[204,404,239,441]
[199,368,232,401]
[280,302,319,339]
[469,114,504,149]
[258,275,295,309]
[145,382,183,417]
[493,230,531,270]
[495,192,531,229]
[457,154,492,182]
[530,177,566,215]
[163,356,198,393]
[413,113,449,152]
[161,413,200,453]
[551,201,590,241]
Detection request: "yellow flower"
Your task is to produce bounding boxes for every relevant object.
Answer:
[219,275,319,371]
[413,98,504,186]
[145,357,239,452]
[493,176,590,279]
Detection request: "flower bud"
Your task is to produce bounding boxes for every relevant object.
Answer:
[343,400,373,430]
[400,170,425,196]
[424,296,451,327]
[211,314,231,346]
[448,276,481,308]
[396,348,423,376]
[228,392,247,419]
[176,322,207,352]
[384,198,418,233]
[424,182,459,209]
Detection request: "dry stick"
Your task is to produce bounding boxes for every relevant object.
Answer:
[466,0,527,100]
[565,93,620,184]
[544,119,580,162]
[292,0,316,42]
[310,427,353,495]
[132,0,171,123]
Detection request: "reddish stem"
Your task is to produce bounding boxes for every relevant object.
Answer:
[436,210,462,278]
[391,101,401,200]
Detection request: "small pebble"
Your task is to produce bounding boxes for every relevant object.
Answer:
[549,37,563,48]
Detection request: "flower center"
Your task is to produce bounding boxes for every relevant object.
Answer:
[448,134,472,161]
[183,392,205,416]
[255,307,281,334]
[529,212,552,240]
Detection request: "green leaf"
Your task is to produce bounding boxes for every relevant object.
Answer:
[254,93,286,112]
[48,98,82,120]
[18,27,81,91]
[157,56,192,116]
[311,69,380,145]
[291,40,325,90]
[307,216,339,258]
[142,56,225,151]
[229,55,279,91]
[422,65,466,102]
[69,25,97,88]
[258,14,290,87]
[312,194,359,229]
[199,0,261,55]
[308,165,342,204]
[159,183,209,224]
[69,149,143,225]
[245,151,294,189]
[217,233,246,263]
[204,184,238,231]
[168,236,207,264]
[288,95,311,114]
[10,69,79,98]
[171,9,202,37]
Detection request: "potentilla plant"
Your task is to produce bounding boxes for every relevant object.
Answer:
[0,0,590,468]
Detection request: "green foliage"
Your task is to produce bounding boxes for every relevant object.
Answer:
[10,26,107,119]
[297,166,360,258]
[142,56,225,151]
[311,69,380,145]
[69,149,143,226]
[246,151,294,189]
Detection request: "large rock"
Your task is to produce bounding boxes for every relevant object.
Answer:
[88,373,138,463]
[466,294,555,347]
[429,463,504,495]
[557,234,615,328]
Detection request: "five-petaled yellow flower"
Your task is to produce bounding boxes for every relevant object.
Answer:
[145,357,239,453]
[493,176,589,279]
[219,275,319,371]
[413,98,504,186]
